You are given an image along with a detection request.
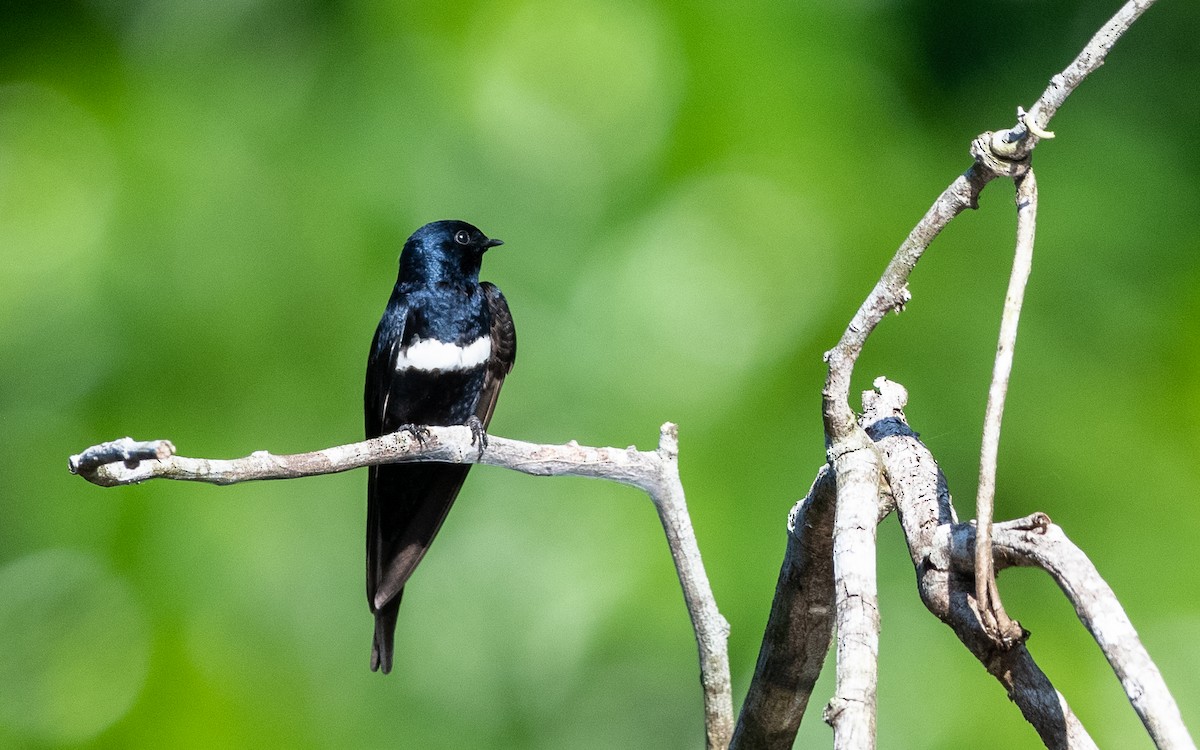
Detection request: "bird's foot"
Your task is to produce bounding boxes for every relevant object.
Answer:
[466,416,488,457]
[398,424,432,446]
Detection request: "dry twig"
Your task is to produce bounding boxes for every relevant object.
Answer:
[974,168,1039,647]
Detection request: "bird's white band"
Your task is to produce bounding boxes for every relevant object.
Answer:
[396,335,491,372]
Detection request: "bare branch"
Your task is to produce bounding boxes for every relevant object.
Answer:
[733,378,1194,748]
[652,426,735,749]
[70,424,734,748]
[818,137,994,750]
[974,168,1039,646]
[862,381,1098,749]
[74,427,656,488]
[732,466,836,750]
[822,0,1161,421]
[822,439,884,749]
[985,525,1196,749]
[993,0,1159,160]
[821,168,990,438]
[809,5,1163,743]
[817,127,991,750]
[68,437,176,475]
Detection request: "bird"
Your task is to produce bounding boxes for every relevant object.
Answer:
[363,219,516,674]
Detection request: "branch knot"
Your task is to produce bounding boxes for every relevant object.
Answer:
[972,132,1031,179]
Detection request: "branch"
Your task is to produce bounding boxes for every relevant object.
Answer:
[70,424,735,749]
[69,437,176,475]
[822,439,883,749]
[863,380,1098,749]
[74,426,656,488]
[994,0,1159,161]
[733,466,895,750]
[819,0,1159,424]
[818,114,993,750]
[817,133,991,750]
[818,0,1160,428]
[866,379,1194,749]
[974,167,1039,646]
[731,466,836,750]
[731,379,1194,749]
[653,427,736,749]
[811,4,1161,744]
[986,525,1196,749]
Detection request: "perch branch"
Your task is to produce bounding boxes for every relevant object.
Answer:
[69,437,176,475]
[71,423,734,749]
[974,168,1039,647]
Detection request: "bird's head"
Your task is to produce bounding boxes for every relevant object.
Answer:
[399,220,503,283]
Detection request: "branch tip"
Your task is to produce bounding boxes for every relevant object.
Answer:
[69,437,176,476]
[658,422,680,457]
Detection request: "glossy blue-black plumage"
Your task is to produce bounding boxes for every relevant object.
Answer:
[364,220,515,674]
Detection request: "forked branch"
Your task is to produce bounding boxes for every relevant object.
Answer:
[864,380,1192,750]
[71,424,735,749]
[812,1,1164,745]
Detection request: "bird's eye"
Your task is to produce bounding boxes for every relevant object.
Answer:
[454,230,471,245]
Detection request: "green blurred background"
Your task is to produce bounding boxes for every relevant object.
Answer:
[2,0,1197,747]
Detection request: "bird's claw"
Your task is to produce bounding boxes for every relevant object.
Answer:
[399,424,432,446]
[466,416,488,457]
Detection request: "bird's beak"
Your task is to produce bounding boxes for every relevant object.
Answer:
[484,238,504,250]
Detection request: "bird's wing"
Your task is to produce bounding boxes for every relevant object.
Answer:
[476,282,516,427]
[364,297,410,439]
[364,296,410,612]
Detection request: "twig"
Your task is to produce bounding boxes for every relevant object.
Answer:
[972,0,1158,651]
[992,0,1159,160]
[984,523,1196,749]
[68,437,176,475]
[974,168,1039,647]
[70,424,735,749]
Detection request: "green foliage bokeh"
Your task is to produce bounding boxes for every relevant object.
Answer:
[2,1,1197,747]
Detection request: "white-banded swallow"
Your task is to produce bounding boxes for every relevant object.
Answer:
[363,220,515,673]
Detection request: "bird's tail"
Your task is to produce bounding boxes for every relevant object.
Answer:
[370,590,402,674]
